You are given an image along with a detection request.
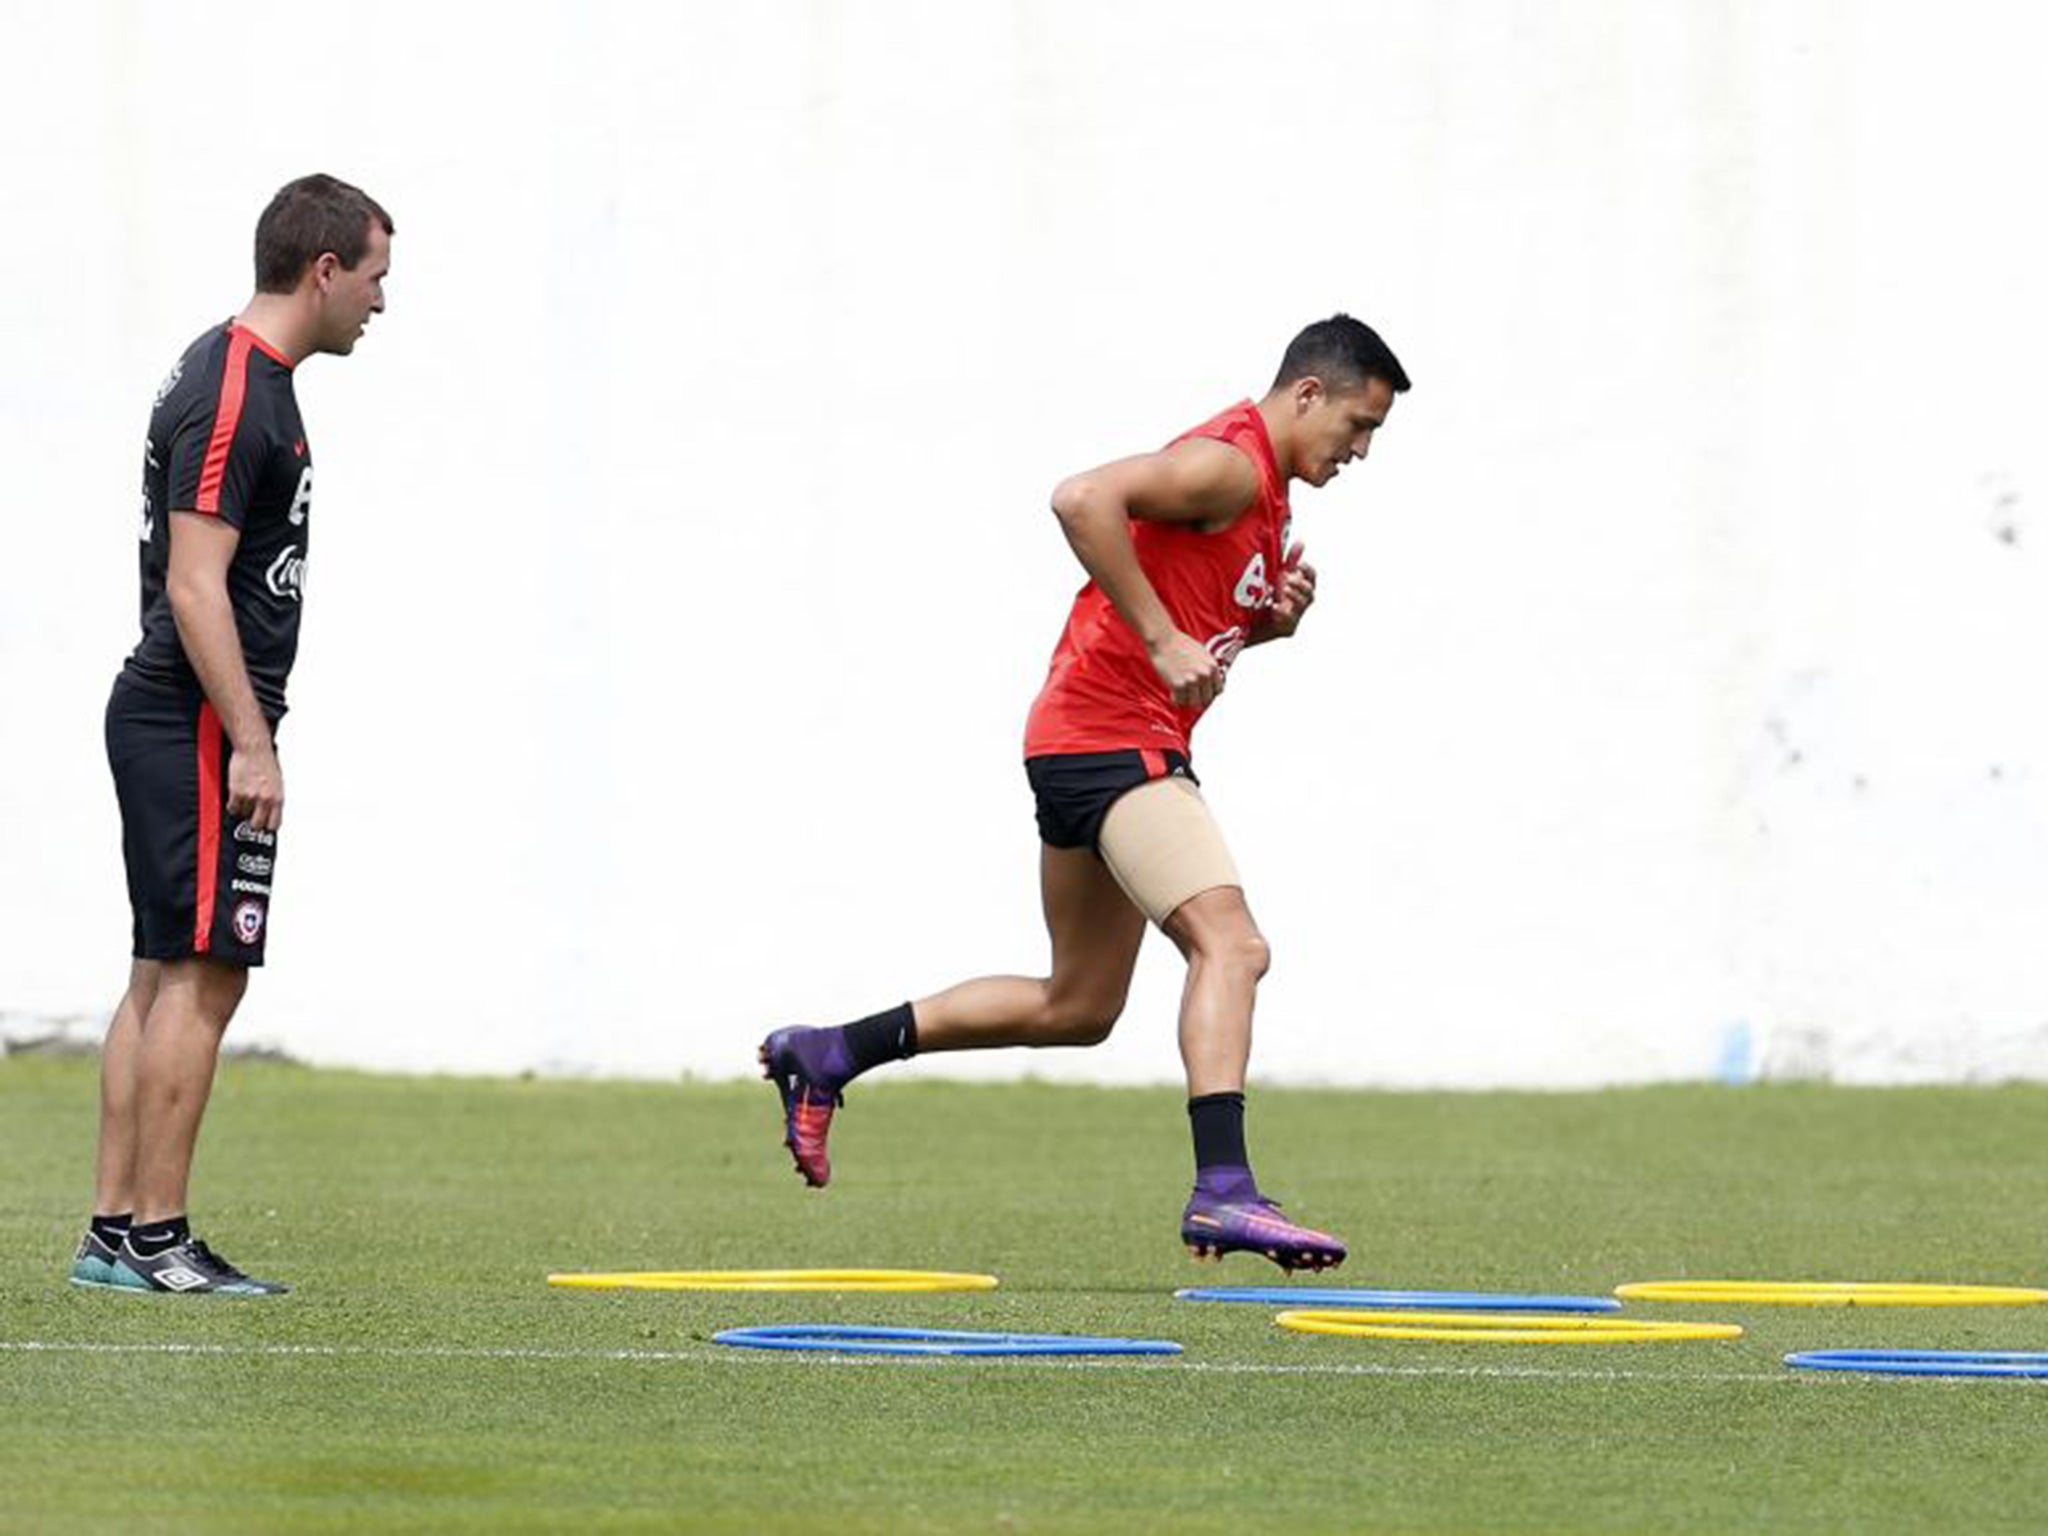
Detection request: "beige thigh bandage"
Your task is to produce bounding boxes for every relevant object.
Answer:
[1097,775,1242,925]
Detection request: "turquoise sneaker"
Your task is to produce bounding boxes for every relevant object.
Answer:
[110,1237,290,1296]
[67,1229,125,1289]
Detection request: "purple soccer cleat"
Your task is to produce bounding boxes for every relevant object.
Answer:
[1181,1191,1348,1273]
[758,1028,844,1188]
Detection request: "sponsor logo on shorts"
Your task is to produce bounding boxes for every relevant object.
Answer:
[233,823,276,847]
[231,878,272,897]
[231,900,266,946]
[236,853,274,877]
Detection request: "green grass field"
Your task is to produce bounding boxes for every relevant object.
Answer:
[5,1055,2048,1533]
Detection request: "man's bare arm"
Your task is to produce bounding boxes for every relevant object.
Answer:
[166,511,285,831]
[1048,439,1260,707]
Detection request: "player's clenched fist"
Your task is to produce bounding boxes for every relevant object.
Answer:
[1149,630,1224,707]
[228,744,286,832]
[1267,545,1317,639]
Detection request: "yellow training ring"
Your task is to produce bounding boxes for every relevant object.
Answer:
[1276,1309,1743,1343]
[1615,1281,2048,1308]
[547,1268,1000,1293]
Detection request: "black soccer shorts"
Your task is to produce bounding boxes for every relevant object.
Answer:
[105,676,277,967]
[1024,748,1197,852]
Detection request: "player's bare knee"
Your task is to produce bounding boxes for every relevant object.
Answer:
[210,961,250,1001]
[125,959,165,1016]
[1195,923,1269,983]
[1232,928,1272,983]
[210,969,251,1024]
[171,958,249,1026]
[1041,995,1123,1045]
[1067,1004,1122,1045]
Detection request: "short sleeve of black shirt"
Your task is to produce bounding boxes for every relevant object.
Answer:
[162,325,299,526]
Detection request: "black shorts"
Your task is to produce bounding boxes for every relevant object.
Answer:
[106,676,277,967]
[1025,748,1197,851]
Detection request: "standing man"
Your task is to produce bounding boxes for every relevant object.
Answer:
[762,316,1409,1272]
[71,174,393,1295]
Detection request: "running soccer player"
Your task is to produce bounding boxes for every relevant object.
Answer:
[762,315,1409,1272]
[71,175,393,1295]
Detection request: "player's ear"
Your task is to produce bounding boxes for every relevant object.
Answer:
[311,252,340,293]
[1292,376,1325,415]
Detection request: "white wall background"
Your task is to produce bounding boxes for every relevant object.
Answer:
[3,0,2045,1086]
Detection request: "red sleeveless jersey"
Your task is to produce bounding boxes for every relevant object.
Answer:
[1024,400,1293,757]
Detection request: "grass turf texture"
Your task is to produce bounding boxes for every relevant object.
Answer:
[5,1059,2048,1533]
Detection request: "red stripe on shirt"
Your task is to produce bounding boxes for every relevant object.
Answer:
[194,330,254,515]
[230,323,293,369]
[194,702,223,954]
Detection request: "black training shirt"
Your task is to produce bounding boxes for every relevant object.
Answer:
[123,322,312,721]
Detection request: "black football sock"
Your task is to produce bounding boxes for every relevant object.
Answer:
[840,1002,919,1077]
[1188,1092,1258,1200]
[126,1216,190,1258]
[89,1212,133,1248]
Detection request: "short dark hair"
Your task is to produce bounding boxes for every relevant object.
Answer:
[253,174,394,294]
[1273,314,1410,395]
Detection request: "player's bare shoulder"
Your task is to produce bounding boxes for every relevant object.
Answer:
[1056,437,1260,532]
[1148,436,1261,532]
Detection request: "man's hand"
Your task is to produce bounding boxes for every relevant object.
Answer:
[227,742,285,832]
[1264,545,1318,640]
[1149,630,1224,708]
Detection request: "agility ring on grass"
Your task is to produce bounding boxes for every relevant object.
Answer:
[546,1269,1000,1293]
[712,1325,1181,1357]
[1277,1309,1743,1343]
[1177,1287,1621,1313]
[1785,1350,2048,1379]
[1616,1280,2048,1308]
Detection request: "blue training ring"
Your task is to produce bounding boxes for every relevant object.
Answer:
[1785,1349,2048,1378]
[1175,1287,1622,1313]
[713,1325,1183,1357]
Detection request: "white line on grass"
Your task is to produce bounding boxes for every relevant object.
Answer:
[0,1338,1808,1383]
